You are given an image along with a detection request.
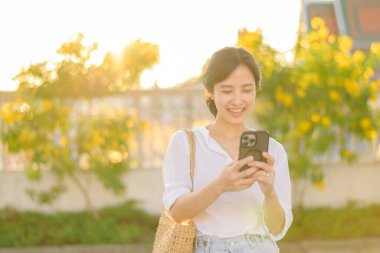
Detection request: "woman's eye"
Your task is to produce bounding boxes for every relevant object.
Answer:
[221,90,232,94]
[243,89,253,93]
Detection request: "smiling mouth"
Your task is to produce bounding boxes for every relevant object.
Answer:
[228,108,245,113]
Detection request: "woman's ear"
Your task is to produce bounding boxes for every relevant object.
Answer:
[205,91,213,100]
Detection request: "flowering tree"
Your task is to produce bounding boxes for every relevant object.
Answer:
[0,34,157,218]
[238,18,380,186]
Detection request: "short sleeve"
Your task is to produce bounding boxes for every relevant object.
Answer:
[265,144,293,241]
[162,130,193,212]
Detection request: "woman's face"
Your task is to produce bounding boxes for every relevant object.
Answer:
[212,64,256,125]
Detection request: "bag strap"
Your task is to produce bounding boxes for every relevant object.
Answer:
[183,129,195,191]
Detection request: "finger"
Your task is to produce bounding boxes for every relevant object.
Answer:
[255,176,272,184]
[246,161,258,167]
[239,167,259,178]
[232,156,254,171]
[253,170,272,181]
[237,177,255,187]
[263,152,275,166]
[252,161,272,172]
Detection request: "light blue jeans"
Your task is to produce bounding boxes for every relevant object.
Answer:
[193,234,279,253]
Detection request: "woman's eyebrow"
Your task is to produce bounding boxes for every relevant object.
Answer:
[219,84,233,89]
[219,83,254,88]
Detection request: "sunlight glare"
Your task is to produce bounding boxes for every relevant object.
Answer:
[0,0,300,91]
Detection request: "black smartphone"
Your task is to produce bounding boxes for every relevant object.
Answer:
[238,130,269,171]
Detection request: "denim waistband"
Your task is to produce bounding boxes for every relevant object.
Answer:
[195,234,271,248]
[194,234,278,253]
[195,233,268,243]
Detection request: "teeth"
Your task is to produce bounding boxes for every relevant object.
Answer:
[228,108,244,113]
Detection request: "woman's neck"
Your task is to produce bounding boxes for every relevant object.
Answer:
[207,118,249,140]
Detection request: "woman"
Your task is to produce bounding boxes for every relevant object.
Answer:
[162,47,292,252]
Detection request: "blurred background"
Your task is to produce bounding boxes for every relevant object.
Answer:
[0,0,380,252]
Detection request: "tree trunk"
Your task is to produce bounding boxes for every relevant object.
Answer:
[68,171,100,220]
[338,126,345,161]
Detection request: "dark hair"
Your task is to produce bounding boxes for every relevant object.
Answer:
[203,47,261,117]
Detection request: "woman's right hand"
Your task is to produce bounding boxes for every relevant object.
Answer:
[215,156,258,193]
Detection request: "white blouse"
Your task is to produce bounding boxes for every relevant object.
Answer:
[162,127,293,241]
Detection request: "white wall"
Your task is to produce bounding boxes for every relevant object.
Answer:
[0,163,379,214]
[292,162,380,208]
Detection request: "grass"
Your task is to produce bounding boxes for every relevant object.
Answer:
[1,201,380,247]
[0,200,158,247]
[283,203,380,241]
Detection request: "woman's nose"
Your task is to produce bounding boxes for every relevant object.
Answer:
[232,92,243,103]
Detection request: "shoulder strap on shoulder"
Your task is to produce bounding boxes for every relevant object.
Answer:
[183,129,195,190]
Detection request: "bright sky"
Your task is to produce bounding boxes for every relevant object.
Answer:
[0,0,301,91]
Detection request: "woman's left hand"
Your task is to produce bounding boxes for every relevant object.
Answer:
[252,152,276,197]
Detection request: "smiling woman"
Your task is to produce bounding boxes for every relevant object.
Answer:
[155,47,293,253]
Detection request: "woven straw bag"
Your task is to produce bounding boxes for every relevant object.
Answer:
[152,129,196,253]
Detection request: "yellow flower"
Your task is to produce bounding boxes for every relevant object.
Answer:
[342,150,356,160]
[308,32,319,42]
[299,39,309,49]
[328,35,336,44]
[296,88,305,98]
[322,53,330,62]
[360,118,371,129]
[322,117,331,127]
[311,17,325,30]
[299,80,309,90]
[20,103,31,113]
[275,87,293,107]
[275,87,284,102]
[20,129,34,143]
[306,54,315,62]
[335,53,350,68]
[282,94,293,107]
[59,136,67,146]
[42,100,53,111]
[313,180,325,191]
[237,28,263,50]
[255,101,264,113]
[311,114,320,123]
[338,36,353,53]
[310,41,320,51]
[329,90,341,102]
[298,121,311,133]
[128,140,138,151]
[345,81,360,97]
[318,27,329,40]
[0,108,16,123]
[364,67,374,80]
[352,50,365,64]
[369,82,378,98]
[366,130,378,139]
[92,131,105,145]
[310,73,320,84]
[129,114,138,122]
[370,43,380,56]
[139,120,149,130]
[125,119,135,128]
[107,150,123,163]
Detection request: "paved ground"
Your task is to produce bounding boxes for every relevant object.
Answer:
[1,238,380,253]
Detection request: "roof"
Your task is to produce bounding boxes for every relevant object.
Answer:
[302,0,380,50]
